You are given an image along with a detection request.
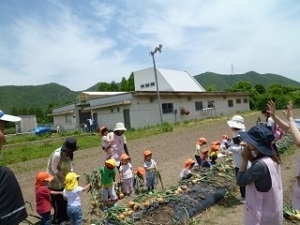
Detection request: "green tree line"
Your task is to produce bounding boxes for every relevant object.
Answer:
[7,75,300,126]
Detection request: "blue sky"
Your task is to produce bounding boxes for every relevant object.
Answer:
[1,0,300,91]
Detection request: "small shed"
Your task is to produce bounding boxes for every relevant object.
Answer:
[16,115,37,133]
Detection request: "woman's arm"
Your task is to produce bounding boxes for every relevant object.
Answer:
[285,101,300,147]
[267,100,290,132]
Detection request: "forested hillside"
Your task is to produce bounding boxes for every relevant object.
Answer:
[194,71,300,91]
[0,83,78,113]
[1,71,299,114]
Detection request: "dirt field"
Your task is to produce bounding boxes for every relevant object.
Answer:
[9,110,300,225]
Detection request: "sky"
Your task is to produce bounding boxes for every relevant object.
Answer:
[1,0,300,91]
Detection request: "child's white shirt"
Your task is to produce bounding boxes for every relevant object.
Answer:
[180,168,191,178]
[119,163,133,179]
[101,135,110,148]
[144,159,157,178]
[63,186,83,207]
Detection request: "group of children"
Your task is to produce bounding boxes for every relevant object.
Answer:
[191,135,229,170]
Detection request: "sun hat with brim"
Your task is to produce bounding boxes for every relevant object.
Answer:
[61,137,79,153]
[64,172,80,190]
[0,110,21,122]
[105,159,116,169]
[35,171,54,189]
[184,158,195,169]
[113,122,127,131]
[99,126,108,135]
[227,115,245,130]
[238,124,275,156]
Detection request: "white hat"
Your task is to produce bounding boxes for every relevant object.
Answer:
[0,110,21,122]
[113,122,127,131]
[227,115,245,130]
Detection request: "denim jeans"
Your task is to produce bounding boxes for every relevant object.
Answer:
[39,211,51,225]
[67,205,82,225]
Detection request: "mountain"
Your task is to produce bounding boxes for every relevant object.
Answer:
[194,71,300,91]
[0,71,299,113]
[0,83,78,113]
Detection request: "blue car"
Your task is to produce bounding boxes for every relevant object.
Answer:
[33,126,52,135]
[295,119,300,130]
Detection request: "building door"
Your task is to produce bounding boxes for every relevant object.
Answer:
[123,109,131,129]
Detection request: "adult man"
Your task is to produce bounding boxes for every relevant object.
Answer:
[46,137,79,224]
[0,110,28,225]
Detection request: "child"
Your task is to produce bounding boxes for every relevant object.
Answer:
[143,149,157,194]
[133,167,146,194]
[209,141,221,165]
[194,137,207,168]
[100,159,118,209]
[100,126,110,151]
[119,153,133,196]
[220,134,229,152]
[180,158,199,180]
[63,172,91,225]
[200,148,213,169]
[35,171,62,225]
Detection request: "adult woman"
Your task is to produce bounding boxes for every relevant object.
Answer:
[107,123,130,167]
[237,124,283,225]
[46,137,79,225]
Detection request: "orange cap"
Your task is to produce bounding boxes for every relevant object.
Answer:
[222,134,228,139]
[136,167,145,176]
[120,153,130,161]
[198,137,207,145]
[35,171,54,189]
[184,158,195,169]
[143,149,152,157]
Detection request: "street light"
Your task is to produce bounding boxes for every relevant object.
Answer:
[150,44,163,125]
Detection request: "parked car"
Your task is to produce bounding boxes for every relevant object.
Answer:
[295,119,300,130]
[33,126,52,135]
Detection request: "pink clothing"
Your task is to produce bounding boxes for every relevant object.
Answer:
[292,153,300,210]
[107,132,126,165]
[244,157,283,225]
[122,177,133,194]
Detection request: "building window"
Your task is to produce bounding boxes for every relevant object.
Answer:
[236,98,242,104]
[150,82,155,86]
[243,98,248,103]
[228,100,233,107]
[145,83,150,87]
[140,84,144,89]
[65,115,72,123]
[117,107,120,112]
[110,108,114,113]
[195,101,203,111]
[208,101,215,108]
[162,103,173,114]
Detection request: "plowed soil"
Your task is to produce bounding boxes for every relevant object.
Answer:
[10,110,300,225]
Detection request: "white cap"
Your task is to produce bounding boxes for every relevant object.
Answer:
[0,110,21,122]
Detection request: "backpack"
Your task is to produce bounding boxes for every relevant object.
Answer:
[273,123,285,142]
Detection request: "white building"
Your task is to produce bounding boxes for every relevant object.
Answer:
[49,67,250,131]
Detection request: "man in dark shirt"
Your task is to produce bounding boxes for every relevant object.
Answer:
[0,110,28,225]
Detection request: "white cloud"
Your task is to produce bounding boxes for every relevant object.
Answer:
[0,0,299,91]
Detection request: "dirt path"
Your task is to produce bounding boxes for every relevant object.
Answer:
[10,110,300,225]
